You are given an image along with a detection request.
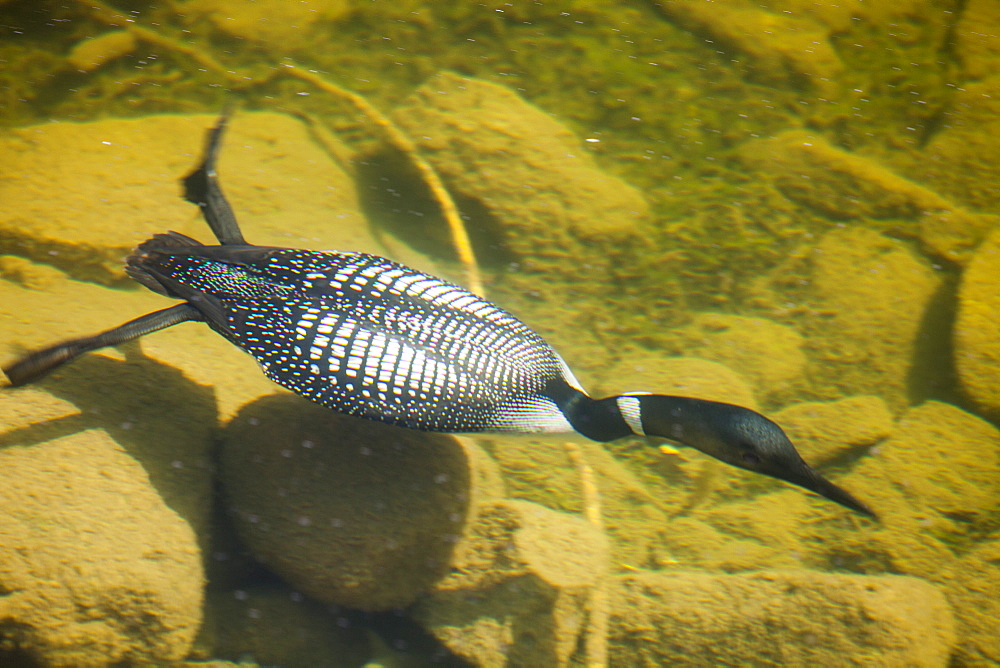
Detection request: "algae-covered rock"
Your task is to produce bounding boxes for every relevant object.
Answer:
[803,400,997,591]
[478,435,677,570]
[739,129,957,220]
[847,401,999,526]
[652,1,843,91]
[0,112,368,284]
[775,394,893,465]
[389,72,650,343]
[185,0,350,44]
[764,397,998,667]
[0,430,203,665]
[0,254,65,290]
[795,226,941,411]
[0,300,219,553]
[66,30,136,72]
[941,539,1000,665]
[954,0,1000,81]
[597,355,758,410]
[797,401,1000,665]
[219,393,503,611]
[392,72,648,246]
[413,499,609,668]
[657,514,798,573]
[608,570,955,666]
[678,312,807,404]
[955,225,1000,416]
[737,129,992,263]
[917,76,1000,210]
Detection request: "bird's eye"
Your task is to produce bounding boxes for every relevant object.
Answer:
[741,449,760,466]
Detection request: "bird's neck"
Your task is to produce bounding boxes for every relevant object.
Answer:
[545,379,634,442]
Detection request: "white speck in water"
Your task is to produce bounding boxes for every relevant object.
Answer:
[247,608,261,619]
[248,417,260,426]
[171,460,184,469]
[281,449,293,458]
[234,590,248,601]
[434,473,449,484]
[359,446,371,456]
[297,516,312,527]
[301,439,314,449]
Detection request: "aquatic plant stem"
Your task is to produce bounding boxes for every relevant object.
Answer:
[281,60,485,296]
[563,441,609,668]
[65,2,483,295]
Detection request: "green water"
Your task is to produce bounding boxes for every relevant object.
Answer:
[1,1,998,666]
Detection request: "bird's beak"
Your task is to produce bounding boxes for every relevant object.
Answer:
[782,464,877,520]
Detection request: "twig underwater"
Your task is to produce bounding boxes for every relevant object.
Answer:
[70,0,485,297]
[281,60,485,296]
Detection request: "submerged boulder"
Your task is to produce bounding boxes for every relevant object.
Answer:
[201,581,370,667]
[0,112,368,284]
[388,72,651,343]
[794,226,941,411]
[219,393,503,611]
[608,570,954,666]
[955,225,1000,416]
[677,312,807,404]
[0,430,203,665]
[413,499,609,667]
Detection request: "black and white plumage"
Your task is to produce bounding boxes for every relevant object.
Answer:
[127,236,585,434]
[3,114,876,519]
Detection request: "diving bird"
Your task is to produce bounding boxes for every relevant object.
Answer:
[2,115,875,519]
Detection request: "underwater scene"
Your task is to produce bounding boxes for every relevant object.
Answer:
[1,0,998,666]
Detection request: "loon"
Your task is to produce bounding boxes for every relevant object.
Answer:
[3,115,874,519]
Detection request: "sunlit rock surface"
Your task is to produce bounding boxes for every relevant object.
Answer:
[775,395,893,465]
[413,499,609,667]
[793,226,941,412]
[0,430,203,665]
[676,312,807,405]
[0,112,369,284]
[955,226,1000,416]
[596,354,759,409]
[389,71,654,347]
[608,570,954,666]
